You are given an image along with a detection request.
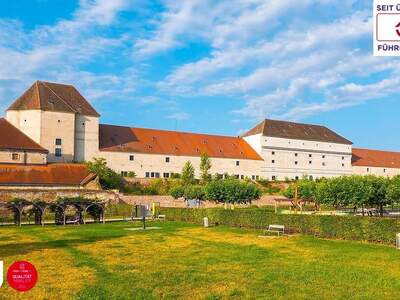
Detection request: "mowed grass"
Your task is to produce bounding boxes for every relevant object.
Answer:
[0,221,399,300]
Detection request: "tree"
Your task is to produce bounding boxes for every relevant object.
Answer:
[86,157,124,190]
[184,185,206,200]
[205,179,261,204]
[200,153,212,183]
[386,175,400,206]
[170,186,185,199]
[181,161,195,185]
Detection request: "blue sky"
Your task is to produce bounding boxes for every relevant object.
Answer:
[0,0,399,150]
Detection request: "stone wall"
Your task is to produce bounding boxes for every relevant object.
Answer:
[0,188,120,203]
[120,194,289,208]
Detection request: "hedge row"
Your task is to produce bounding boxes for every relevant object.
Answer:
[160,208,400,245]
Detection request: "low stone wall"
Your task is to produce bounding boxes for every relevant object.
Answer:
[0,188,120,203]
[120,194,289,208]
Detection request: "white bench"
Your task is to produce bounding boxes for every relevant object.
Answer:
[265,224,285,236]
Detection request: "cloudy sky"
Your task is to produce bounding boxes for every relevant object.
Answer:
[0,0,399,150]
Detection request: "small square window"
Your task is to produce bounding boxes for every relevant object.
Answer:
[163,172,170,178]
[129,155,134,161]
[235,174,239,179]
[272,176,276,181]
[145,172,150,178]
[252,175,255,180]
[309,154,312,158]
[295,176,299,180]
[272,151,275,155]
[342,156,345,160]
[322,162,326,166]
[11,153,20,160]
[322,155,325,159]
[236,161,240,166]
[342,163,345,167]
[55,148,62,157]
[295,161,298,165]
[367,168,370,172]
[384,169,386,173]
[295,153,298,157]
[256,175,259,180]
[272,160,275,164]
[309,161,312,164]
[55,138,62,146]
[165,157,170,163]
[155,172,160,178]
[151,172,155,178]
[240,175,244,179]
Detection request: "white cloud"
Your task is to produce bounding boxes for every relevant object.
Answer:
[167,112,190,121]
[0,0,132,106]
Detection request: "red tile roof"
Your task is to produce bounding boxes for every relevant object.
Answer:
[352,148,400,169]
[7,81,100,117]
[242,119,352,145]
[0,163,95,186]
[0,118,48,153]
[99,124,263,160]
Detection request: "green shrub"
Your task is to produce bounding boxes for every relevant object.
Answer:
[205,179,261,204]
[160,208,400,245]
[184,185,205,200]
[170,186,185,199]
[86,158,123,190]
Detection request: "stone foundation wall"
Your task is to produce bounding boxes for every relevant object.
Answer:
[0,188,120,203]
[120,194,289,208]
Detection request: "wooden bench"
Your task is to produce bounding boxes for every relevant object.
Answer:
[265,224,285,236]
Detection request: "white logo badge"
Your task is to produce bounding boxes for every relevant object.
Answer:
[374,0,400,56]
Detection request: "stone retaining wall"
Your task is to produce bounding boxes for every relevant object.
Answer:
[0,188,120,203]
[120,194,289,208]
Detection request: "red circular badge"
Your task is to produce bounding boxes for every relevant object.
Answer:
[7,261,38,292]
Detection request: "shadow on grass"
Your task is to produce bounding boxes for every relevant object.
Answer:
[0,235,127,258]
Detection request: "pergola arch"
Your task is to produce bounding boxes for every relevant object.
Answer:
[0,198,108,226]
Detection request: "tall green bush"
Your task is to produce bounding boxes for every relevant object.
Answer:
[86,157,123,190]
[161,208,400,245]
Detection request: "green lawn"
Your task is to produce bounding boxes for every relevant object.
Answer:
[0,221,399,300]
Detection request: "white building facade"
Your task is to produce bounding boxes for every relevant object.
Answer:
[2,81,400,180]
[243,119,353,180]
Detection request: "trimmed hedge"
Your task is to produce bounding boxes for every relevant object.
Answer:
[160,208,400,245]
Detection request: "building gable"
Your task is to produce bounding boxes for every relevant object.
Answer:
[7,81,100,117]
[242,119,352,145]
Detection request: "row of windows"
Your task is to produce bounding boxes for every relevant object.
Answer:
[271,159,346,167]
[145,172,178,178]
[271,151,345,160]
[142,172,259,180]
[265,139,351,151]
[366,167,388,173]
[128,155,241,166]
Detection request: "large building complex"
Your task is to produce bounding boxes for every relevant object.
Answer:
[1,81,400,181]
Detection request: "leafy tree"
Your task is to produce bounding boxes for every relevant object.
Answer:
[200,153,212,183]
[181,161,195,185]
[170,186,185,199]
[86,157,124,190]
[386,175,400,205]
[184,185,206,200]
[205,179,261,204]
